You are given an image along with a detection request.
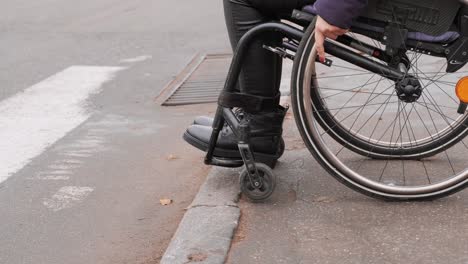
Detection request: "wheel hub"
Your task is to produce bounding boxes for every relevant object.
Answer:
[395,77,423,103]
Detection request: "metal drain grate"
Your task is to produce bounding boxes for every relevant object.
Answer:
[162,53,232,106]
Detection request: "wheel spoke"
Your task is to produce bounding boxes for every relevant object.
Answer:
[318,83,395,136]
[299,28,468,197]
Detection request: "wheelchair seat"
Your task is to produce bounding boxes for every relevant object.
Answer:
[302,4,460,44]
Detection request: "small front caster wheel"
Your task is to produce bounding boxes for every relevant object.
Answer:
[240,163,277,202]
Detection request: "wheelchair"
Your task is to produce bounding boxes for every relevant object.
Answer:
[204,0,468,201]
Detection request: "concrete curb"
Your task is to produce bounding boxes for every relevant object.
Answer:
[161,167,241,264]
[161,95,291,264]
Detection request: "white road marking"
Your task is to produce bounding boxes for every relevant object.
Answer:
[0,66,124,184]
[43,186,94,211]
[119,55,152,64]
[44,170,74,175]
[29,114,164,183]
[48,164,80,170]
[35,174,70,181]
[31,137,105,181]
[62,152,92,158]
[64,149,96,155]
[71,139,105,148]
[60,159,83,165]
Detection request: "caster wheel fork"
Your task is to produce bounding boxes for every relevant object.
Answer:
[240,163,277,202]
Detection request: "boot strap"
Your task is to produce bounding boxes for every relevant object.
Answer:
[218,92,280,113]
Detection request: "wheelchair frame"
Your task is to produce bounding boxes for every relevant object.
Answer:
[204,9,468,200]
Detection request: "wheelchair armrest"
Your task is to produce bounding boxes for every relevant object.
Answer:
[290,9,315,27]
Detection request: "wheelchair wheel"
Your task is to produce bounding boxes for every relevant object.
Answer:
[240,163,277,202]
[291,23,468,200]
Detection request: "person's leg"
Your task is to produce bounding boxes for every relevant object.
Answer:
[223,0,282,98]
[184,0,315,164]
[193,0,316,127]
[192,0,286,126]
[208,0,316,101]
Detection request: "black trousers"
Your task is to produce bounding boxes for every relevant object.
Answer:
[223,0,315,99]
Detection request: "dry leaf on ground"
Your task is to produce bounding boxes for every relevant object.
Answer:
[160,198,173,205]
[166,154,179,161]
[187,253,208,262]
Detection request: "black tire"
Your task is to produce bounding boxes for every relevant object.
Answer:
[307,30,468,160]
[290,21,468,201]
[240,163,277,202]
[310,82,468,160]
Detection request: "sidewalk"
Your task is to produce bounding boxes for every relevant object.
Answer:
[227,115,468,264]
[163,112,468,264]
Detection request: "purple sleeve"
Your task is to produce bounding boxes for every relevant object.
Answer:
[314,0,368,29]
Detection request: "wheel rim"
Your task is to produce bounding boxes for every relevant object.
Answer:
[240,165,275,201]
[310,33,468,159]
[295,31,468,197]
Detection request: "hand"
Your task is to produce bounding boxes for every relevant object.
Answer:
[315,16,348,62]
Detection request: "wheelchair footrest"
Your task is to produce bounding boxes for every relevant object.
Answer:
[207,157,244,168]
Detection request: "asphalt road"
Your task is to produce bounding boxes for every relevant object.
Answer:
[0,0,228,263]
[4,1,468,263]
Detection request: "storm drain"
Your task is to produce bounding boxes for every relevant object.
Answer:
[162,53,232,106]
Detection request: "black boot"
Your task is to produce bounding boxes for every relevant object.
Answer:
[183,106,288,167]
[192,109,245,126]
[192,116,214,126]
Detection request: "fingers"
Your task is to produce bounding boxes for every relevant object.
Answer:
[315,29,326,63]
[325,28,347,40]
[315,16,349,63]
[336,28,349,35]
[328,33,339,40]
